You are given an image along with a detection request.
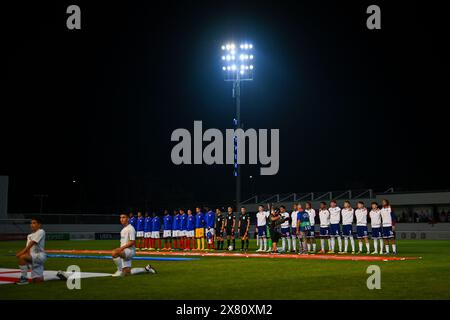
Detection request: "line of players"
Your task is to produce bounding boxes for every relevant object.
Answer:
[128,206,252,252]
[254,199,397,255]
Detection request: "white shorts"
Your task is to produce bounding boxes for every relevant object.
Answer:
[144,232,151,238]
[206,228,215,236]
[136,231,144,238]
[31,252,47,279]
[187,230,195,238]
[163,230,172,238]
[180,230,187,237]
[151,231,160,239]
[121,248,135,268]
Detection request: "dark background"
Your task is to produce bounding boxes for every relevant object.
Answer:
[2,0,449,213]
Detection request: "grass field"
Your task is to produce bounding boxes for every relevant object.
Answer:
[1,239,449,300]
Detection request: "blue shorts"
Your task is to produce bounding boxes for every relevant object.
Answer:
[371,227,382,239]
[320,227,330,237]
[330,224,341,237]
[342,225,353,237]
[382,226,394,239]
[258,225,267,237]
[357,226,368,238]
[307,226,315,238]
[281,228,291,237]
[291,227,297,236]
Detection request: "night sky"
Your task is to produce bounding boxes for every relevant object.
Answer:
[3,1,449,213]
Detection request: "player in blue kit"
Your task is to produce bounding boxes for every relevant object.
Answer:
[179,209,188,250]
[143,212,152,250]
[205,207,216,250]
[136,212,145,250]
[129,212,137,230]
[172,210,181,250]
[162,210,173,250]
[186,209,195,250]
[151,213,161,250]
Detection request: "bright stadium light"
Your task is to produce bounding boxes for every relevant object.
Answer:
[220,41,255,209]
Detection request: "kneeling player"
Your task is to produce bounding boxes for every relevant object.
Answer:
[111,213,156,277]
[355,201,370,254]
[16,217,47,285]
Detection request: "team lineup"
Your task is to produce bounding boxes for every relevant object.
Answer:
[14,198,397,283]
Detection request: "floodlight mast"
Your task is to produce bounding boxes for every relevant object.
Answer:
[222,41,253,211]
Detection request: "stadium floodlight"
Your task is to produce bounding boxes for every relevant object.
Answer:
[220,41,255,209]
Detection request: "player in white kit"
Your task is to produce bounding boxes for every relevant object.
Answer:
[290,203,299,252]
[15,217,47,285]
[380,199,397,254]
[280,206,291,252]
[255,205,270,252]
[369,202,383,254]
[305,202,317,253]
[111,213,156,276]
[328,200,343,253]
[355,201,370,254]
[341,201,355,254]
[318,202,331,253]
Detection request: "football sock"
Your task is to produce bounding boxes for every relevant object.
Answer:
[197,239,201,250]
[330,238,335,251]
[157,239,161,249]
[385,245,390,254]
[232,239,235,249]
[373,240,378,252]
[246,239,249,249]
[379,239,384,253]
[282,238,286,251]
[307,243,311,251]
[287,237,292,251]
[292,236,296,251]
[312,242,316,252]
[211,241,216,249]
[130,268,146,275]
[328,239,331,250]
[217,240,220,249]
[350,237,355,252]
[113,257,122,271]
[392,244,396,253]
[365,242,370,252]
[19,264,28,278]
[241,240,245,250]
[256,235,260,248]
[337,236,342,252]
[263,238,267,251]
[359,241,363,252]
[320,239,325,250]
[227,239,230,248]
[268,239,272,249]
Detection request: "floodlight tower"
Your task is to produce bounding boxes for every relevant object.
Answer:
[221,42,254,210]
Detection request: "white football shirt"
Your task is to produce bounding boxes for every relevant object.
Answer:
[27,229,46,255]
[306,208,316,226]
[319,209,330,227]
[120,224,136,248]
[369,209,382,228]
[256,211,270,226]
[329,206,341,224]
[355,208,368,226]
[281,212,290,228]
[380,206,392,227]
[341,208,354,225]
[291,211,298,228]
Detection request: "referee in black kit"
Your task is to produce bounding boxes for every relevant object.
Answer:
[238,206,251,252]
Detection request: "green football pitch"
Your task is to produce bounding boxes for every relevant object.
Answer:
[1,240,449,300]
